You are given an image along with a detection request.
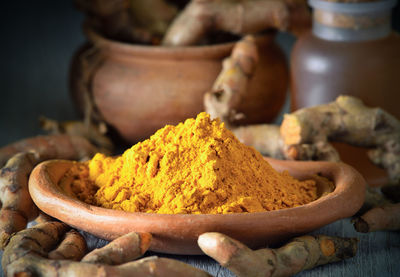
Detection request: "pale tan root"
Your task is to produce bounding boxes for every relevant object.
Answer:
[368,140,400,183]
[2,222,211,277]
[163,0,310,46]
[359,186,393,214]
[203,35,287,158]
[198,232,357,277]
[353,203,400,233]
[48,230,87,261]
[280,95,400,182]
[233,125,286,159]
[6,256,212,277]
[82,232,152,265]
[353,184,400,232]
[204,35,259,125]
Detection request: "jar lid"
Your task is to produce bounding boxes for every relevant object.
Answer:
[309,0,397,13]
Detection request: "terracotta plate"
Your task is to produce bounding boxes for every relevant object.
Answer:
[28,158,365,255]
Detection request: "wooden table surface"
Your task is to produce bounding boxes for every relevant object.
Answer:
[1,1,399,276]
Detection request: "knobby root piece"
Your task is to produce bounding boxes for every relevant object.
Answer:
[204,35,258,125]
[6,256,212,277]
[39,116,114,155]
[48,230,87,261]
[198,232,358,277]
[353,185,400,232]
[353,203,400,233]
[203,34,293,159]
[2,222,70,270]
[35,212,55,224]
[233,124,286,159]
[81,232,152,265]
[368,141,400,183]
[2,222,211,277]
[0,135,98,249]
[163,0,310,46]
[280,95,400,182]
[0,134,98,167]
[359,186,393,215]
[203,35,288,159]
[0,152,40,249]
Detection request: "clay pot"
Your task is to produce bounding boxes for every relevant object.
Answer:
[70,28,288,143]
[29,158,365,255]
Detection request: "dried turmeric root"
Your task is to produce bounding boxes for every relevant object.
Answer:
[204,35,287,158]
[48,229,87,261]
[359,186,393,215]
[82,231,152,265]
[280,95,400,183]
[204,35,259,125]
[163,0,311,46]
[353,203,400,233]
[0,135,98,249]
[39,116,114,155]
[233,124,287,159]
[0,134,98,167]
[2,222,211,277]
[352,184,400,233]
[0,152,41,249]
[198,232,358,277]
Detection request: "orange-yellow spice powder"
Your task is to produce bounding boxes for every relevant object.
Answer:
[70,113,317,214]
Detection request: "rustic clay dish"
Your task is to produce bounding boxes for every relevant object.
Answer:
[29,158,365,255]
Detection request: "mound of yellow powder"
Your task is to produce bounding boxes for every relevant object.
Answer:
[71,113,317,214]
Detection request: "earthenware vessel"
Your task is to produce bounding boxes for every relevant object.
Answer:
[29,158,365,255]
[70,28,288,143]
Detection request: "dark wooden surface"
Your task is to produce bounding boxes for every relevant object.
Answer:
[1,1,400,276]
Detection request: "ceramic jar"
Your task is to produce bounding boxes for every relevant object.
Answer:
[70,27,288,143]
[290,0,400,185]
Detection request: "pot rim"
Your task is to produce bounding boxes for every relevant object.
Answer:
[84,25,276,60]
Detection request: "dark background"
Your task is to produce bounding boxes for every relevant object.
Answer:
[0,1,84,145]
[0,0,398,146]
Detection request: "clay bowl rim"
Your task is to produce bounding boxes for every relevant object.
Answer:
[84,25,276,60]
[28,157,365,255]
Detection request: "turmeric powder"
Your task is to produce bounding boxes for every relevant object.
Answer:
[70,113,317,214]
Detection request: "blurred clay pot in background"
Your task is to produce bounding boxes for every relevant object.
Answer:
[70,27,288,143]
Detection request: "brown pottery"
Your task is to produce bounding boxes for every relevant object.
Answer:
[70,28,288,143]
[29,158,365,255]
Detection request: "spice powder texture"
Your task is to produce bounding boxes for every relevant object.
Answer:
[71,113,317,214]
